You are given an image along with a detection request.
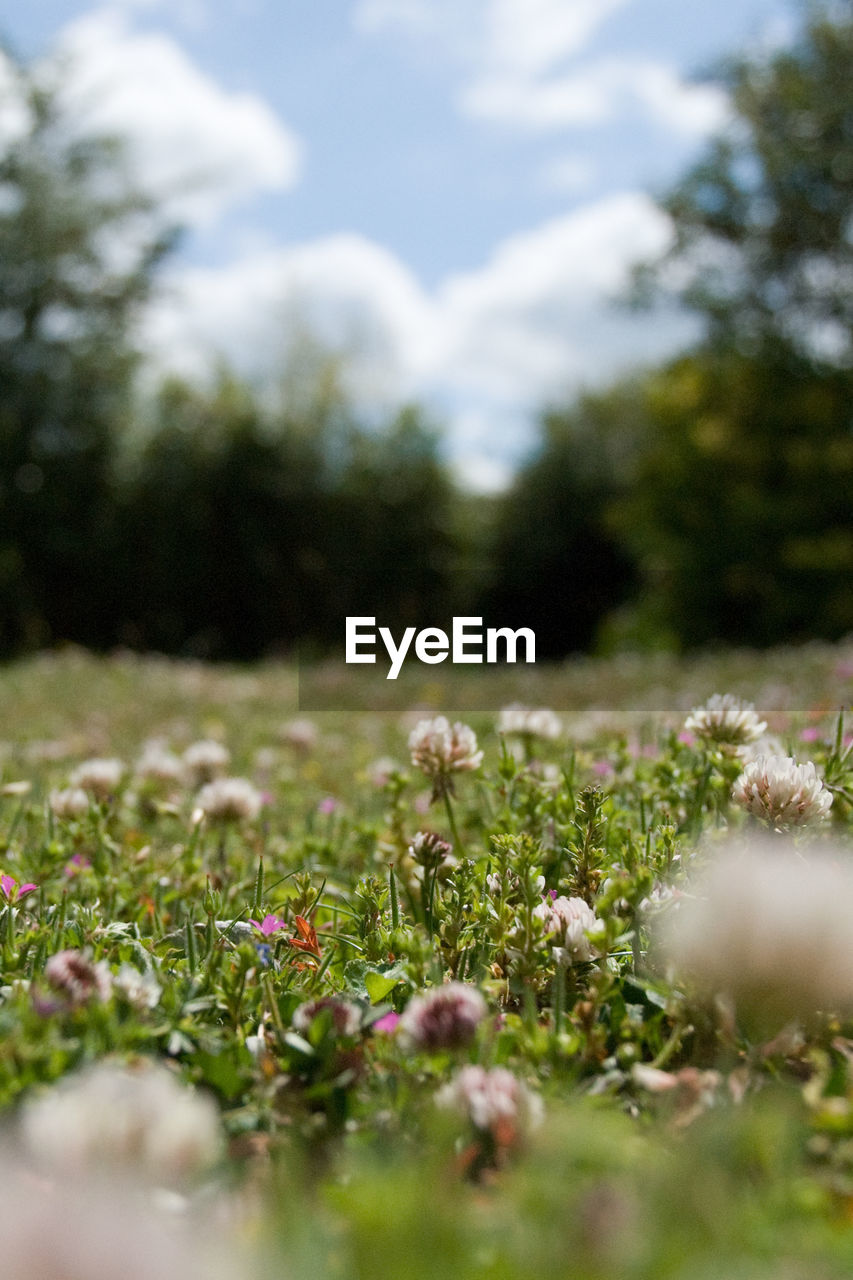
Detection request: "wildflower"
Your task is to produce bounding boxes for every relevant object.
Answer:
[49,786,90,819]
[249,913,286,936]
[279,718,318,751]
[497,704,562,741]
[372,1011,401,1033]
[43,949,111,1008]
[399,982,487,1051]
[292,996,361,1038]
[135,741,184,786]
[182,739,230,787]
[408,716,482,799]
[534,894,602,963]
[732,754,832,827]
[68,757,124,800]
[0,874,37,903]
[684,694,767,749]
[436,1065,543,1144]
[64,851,91,876]
[20,1060,222,1185]
[661,838,853,1034]
[113,963,162,1011]
[366,756,401,787]
[408,830,453,869]
[318,795,338,815]
[195,776,262,823]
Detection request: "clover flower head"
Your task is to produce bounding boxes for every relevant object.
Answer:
[497,704,562,741]
[182,739,230,787]
[661,838,853,1035]
[684,694,767,748]
[534,894,601,963]
[68,758,124,800]
[113,963,162,1011]
[732,754,832,827]
[436,1065,543,1143]
[195,776,262,823]
[135,741,184,786]
[408,716,482,797]
[292,996,361,1038]
[399,981,487,1050]
[49,786,90,819]
[44,948,111,1007]
[21,1060,222,1185]
[279,718,318,752]
[408,830,453,868]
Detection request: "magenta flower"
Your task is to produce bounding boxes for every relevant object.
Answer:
[372,1011,400,1033]
[249,914,286,936]
[318,796,338,815]
[1,873,37,903]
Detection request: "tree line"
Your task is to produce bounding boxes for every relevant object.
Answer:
[1,2,851,660]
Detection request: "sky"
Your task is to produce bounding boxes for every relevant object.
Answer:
[0,0,796,489]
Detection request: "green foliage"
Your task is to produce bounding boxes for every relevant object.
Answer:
[0,51,173,651]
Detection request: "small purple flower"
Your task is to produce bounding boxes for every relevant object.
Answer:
[254,943,272,967]
[1,873,37,903]
[318,796,338,815]
[249,914,286,936]
[800,726,821,743]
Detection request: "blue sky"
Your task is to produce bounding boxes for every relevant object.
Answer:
[1,0,795,487]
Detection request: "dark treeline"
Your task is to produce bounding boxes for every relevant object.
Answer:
[1,3,852,660]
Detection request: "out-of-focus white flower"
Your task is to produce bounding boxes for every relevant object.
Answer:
[279,718,318,752]
[684,694,767,748]
[69,758,124,800]
[195,777,262,823]
[292,996,362,1038]
[182,740,230,788]
[660,838,853,1034]
[113,964,162,1011]
[44,949,111,1007]
[436,1065,543,1141]
[21,1060,223,1185]
[366,756,401,787]
[0,1158,239,1280]
[732,755,832,827]
[736,733,787,765]
[534,895,601,963]
[135,742,184,786]
[408,716,482,798]
[399,982,487,1051]
[497,704,562,741]
[49,786,90,819]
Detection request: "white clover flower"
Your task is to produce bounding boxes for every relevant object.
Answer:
[497,704,562,741]
[436,1065,543,1140]
[661,838,853,1035]
[195,777,262,824]
[533,894,602,963]
[182,740,230,788]
[292,996,362,1038]
[408,830,453,868]
[684,693,767,748]
[68,757,124,800]
[399,982,487,1051]
[135,741,184,786]
[21,1061,223,1186]
[732,754,832,827]
[0,1159,239,1280]
[49,786,90,819]
[408,716,483,798]
[113,963,162,1011]
[279,718,318,751]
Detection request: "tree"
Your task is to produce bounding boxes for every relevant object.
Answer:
[642,1,853,366]
[0,50,173,651]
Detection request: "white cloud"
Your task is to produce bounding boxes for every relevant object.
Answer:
[539,155,596,194]
[50,10,302,226]
[356,0,728,142]
[462,56,729,136]
[141,192,698,485]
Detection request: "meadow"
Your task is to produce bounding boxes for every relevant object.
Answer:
[1,641,853,1278]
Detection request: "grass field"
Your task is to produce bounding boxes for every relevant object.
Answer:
[1,641,853,1279]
